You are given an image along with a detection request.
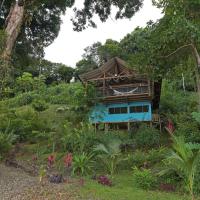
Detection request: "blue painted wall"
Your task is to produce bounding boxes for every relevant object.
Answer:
[90,101,152,123]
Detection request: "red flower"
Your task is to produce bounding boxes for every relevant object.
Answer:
[64,153,73,168]
[48,155,55,167]
[166,119,175,134]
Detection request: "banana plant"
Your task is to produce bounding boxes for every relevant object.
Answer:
[161,136,200,200]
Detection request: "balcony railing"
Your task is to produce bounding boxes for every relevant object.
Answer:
[96,84,151,98]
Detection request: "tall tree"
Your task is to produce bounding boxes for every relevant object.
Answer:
[150,0,200,107]
[0,0,143,94]
[0,0,143,61]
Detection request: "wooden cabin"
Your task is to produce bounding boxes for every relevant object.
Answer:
[79,57,161,130]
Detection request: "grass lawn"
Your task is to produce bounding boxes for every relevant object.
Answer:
[79,172,189,200]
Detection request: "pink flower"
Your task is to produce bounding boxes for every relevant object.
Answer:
[48,155,55,167]
[64,153,73,167]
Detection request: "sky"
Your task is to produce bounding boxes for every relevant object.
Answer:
[44,0,163,68]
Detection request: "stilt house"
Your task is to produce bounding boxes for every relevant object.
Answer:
[79,57,161,130]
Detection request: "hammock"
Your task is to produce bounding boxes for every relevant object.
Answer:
[109,86,138,95]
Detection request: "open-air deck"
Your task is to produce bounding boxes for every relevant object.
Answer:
[79,57,162,130]
[96,82,154,103]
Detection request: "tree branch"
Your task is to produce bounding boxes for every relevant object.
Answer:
[162,44,193,58]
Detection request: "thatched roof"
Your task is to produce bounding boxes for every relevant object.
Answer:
[79,57,142,82]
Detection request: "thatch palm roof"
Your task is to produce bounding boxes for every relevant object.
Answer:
[79,57,141,82]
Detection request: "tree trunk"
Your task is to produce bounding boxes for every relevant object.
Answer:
[194,68,200,110]
[1,1,25,60]
[0,1,25,97]
[191,44,200,110]
[191,44,200,68]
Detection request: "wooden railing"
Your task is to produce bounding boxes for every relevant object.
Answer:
[96,83,151,98]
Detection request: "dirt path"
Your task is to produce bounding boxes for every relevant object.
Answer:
[0,164,37,200]
[0,164,87,200]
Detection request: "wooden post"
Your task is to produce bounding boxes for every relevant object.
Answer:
[127,122,130,131]
[103,73,106,96]
[94,123,97,133]
[148,79,151,96]
[105,123,108,132]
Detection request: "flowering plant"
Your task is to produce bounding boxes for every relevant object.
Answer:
[64,153,73,168]
[48,154,55,167]
[97,175,112,186]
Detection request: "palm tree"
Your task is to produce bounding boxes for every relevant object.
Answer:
[94,138,123,176]
[162,136,200,200]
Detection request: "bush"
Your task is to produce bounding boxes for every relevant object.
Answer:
[10,106,39,141]
[133,167,157,190]
[194,157,200,194]
[32,99,49,112]
[97,175,112,186]
[126,148,166,169]
[0,132,17,158]
[72,153,94,176]
[147,147,167,166]
[135,125,160,148]
[131,150,147,167]
[174,114,200,143]
[15,93,34,106]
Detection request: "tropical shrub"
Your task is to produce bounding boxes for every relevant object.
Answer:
[135,125,160,148]
[162,136,200,200]
[131,150,147,168]
[72,153,94,176]
[133,167,157,190]
[15,92,34,106]
[0,131,17,158]
[16,72,34,93]
[32,99,49,112]
[194,157,200,194]
[125,148,166,170]
[158,170,181,190]
[147,147,167,166]
[11,106,38,141]
[175,114,200,143]
[94,138,124,176]
[60,122,97,153]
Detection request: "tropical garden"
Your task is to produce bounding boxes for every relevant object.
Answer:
[1,0,200,200]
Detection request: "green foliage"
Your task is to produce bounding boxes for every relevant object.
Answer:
[12,92,35,106]
[39,165,47,183]
[130,150,147,168]
[0,30,6,54]
[0,131,17,158]
[16,72,34,92]
[13,106,38,141]
[33,75,46,90]
[192,112,200,123]
[172,113,200,143]
[16,73,46,93]
[32,99,49,112]
[126,148,166,169]
[72,0,143,31]
[94,138,124,176]
[56,65,74,83]
[133,167,157,190]
[162,136,200,199]
[72,152,94,176]
[160,81,198,114]
[135,125,160,148]
[59,122,97,153]
[194,157,200,194]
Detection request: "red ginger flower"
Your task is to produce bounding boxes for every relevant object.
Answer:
[64,153,73,168]
[48,155,55,167]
